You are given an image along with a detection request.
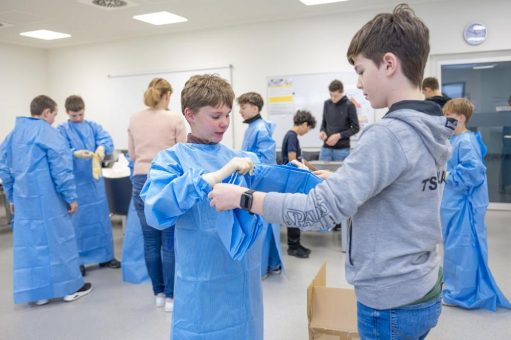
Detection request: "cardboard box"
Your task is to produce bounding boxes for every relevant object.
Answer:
[307,261,359,340]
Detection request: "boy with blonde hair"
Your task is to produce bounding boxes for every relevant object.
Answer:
[441,98,511,310]
[210,4,456,338]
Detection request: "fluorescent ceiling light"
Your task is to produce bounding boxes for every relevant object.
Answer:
[19,29,71,40]
[133,11,187,25]
[300,0,350,6]
[473,64,495,70]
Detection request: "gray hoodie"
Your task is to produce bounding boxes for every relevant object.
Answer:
[263,100,455,309]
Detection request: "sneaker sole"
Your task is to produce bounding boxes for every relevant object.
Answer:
[63,286,93,302]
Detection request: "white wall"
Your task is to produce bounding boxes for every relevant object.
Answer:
[0,44,48,139]
[4,0,508,149]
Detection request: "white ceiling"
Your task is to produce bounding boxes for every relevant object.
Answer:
[0,0,443,49]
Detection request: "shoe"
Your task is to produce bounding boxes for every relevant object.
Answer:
[80,265,86,277]
[299,244,311,255]
[63,282,93,302]
[270,267,282,275]
[164,298,174,312]
[287,247,309,258]
[155,293,165,307]
[99,258,121,269]
[333,224,341,231]
[34,299,49,306]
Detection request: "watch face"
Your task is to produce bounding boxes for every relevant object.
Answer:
[463,23,487,46]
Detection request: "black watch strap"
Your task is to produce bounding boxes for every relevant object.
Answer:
[239,189,255,213]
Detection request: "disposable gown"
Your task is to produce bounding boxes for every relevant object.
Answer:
[0,117,83,303]
[141,143,321,340]
[58,120,115,264]
[122,200,149,283]
[441,131,511,310]
[241,118,283,276]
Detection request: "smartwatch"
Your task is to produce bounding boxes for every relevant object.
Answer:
[239,189,255,214]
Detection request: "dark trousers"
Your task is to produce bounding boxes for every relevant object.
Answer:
[287,226,301,248]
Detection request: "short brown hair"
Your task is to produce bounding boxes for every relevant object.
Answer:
[329,80,344,93]
[347,3,430,87]
[422,77,439,91]
[144,78,173,108]
[30,95,57,116]
[443,98,474,123]
[181,74,234,113]
[294,110,316,129]
[65,95,85,112]
[237,92,264,112]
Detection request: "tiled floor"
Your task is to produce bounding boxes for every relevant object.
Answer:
[0,211,510,340]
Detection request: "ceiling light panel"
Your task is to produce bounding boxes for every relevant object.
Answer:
[300,0,350,5]
[19,29,71,40]
[133,11,187,25]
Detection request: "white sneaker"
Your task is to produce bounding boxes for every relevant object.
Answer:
[34,299,49,306]
[164,298,174,312]
[155,293,165,307]
[63,282,93,302]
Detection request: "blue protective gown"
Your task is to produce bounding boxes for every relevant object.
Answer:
[121,199,149,283]
[0,117,83,304]
[141,143,321,340]
[441,131,511,310]
[241,117,283,276]
[58,120,115,264]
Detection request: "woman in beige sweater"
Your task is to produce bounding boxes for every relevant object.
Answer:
[128,78,186,312]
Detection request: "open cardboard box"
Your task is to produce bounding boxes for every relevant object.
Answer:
[307,261,359,340]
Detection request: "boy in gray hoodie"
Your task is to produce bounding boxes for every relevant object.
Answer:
[209,4,456,339]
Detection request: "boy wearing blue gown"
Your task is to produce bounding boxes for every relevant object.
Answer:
[141,75,321,339]
[58,95,120,274]
[0,95,92,305]
[441,98,511,311]
[237,92,282,278]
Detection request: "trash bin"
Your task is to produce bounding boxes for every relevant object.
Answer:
[103,169,132,216]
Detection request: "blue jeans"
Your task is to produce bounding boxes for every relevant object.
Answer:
[319,146,349,161]
[357,297,441,340]
[132,175,175,298]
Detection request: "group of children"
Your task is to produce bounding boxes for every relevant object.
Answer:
[1,3,510,340]
[0,95,119,306]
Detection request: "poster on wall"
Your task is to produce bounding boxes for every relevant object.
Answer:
[268,77,295,116]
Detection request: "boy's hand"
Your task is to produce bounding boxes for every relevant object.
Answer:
[326,133,341,146]
[290,159,308,170]
[314,169,333,180]
[319,131,327,141]
[208,183,246,211]
[202,157,254,187]
[74,150,94,159]
[68,201,78,214]
[95,145,105,161]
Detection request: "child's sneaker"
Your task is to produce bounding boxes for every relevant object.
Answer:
[164,298,174,312]
[34,299,49,306]
[155,293,165,307]
[63,282,93,302]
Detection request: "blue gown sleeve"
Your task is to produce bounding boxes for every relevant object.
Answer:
[448,138,486,191]
[91,121,114,155]
[140,150,211,230]
[57,124,76,153]
[0,136,15,202]
[38,129,78,203]
[247,164,322,194]
[254,130,276,165]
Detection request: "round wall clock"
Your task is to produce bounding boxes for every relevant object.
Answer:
[463,23,487,46]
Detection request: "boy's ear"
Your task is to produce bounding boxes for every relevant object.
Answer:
[183,107,195,123]
[41,108,50,119]
[382,52,398,77]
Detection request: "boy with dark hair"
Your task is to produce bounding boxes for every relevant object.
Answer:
[422,76,451,109]
[237,91,282,277]
[319,79,359,161]
[0,95,92,306]
[59,95,120,276]
[210,4,456,338]
[441,98,511,310]
[282,110,316,258]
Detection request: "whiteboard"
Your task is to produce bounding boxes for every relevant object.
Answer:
[107,66,233,150]
[267,71,375,149]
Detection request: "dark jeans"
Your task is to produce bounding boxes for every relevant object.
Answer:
[287,226,301,248]
[132,175,175,298]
